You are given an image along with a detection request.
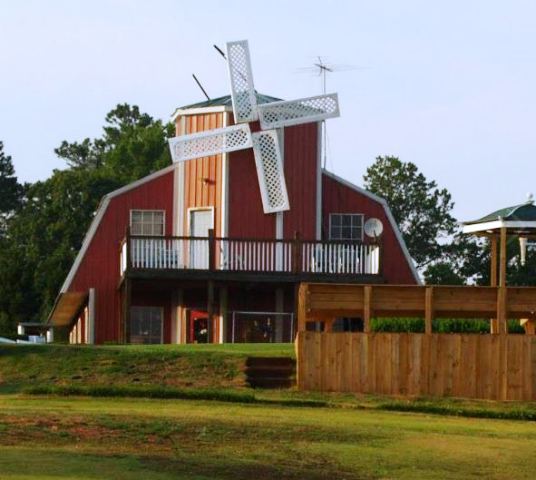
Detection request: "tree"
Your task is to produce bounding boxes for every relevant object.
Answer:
[0,104,173,336]
[363,156,457,269]
[55,104,174,182]
[423,262,465,285]
[0,169,122,335]
[0,141,23,234]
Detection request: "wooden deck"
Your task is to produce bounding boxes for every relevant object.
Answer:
[296,283,536,401]
[120,232,382,282]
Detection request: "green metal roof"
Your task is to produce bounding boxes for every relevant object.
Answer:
[464,199,536,225]
[178,92,283,110]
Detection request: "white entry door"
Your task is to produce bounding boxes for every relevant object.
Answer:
[189,209,213,269]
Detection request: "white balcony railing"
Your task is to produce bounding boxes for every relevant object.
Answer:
[120,235,381,276]
[301,242,380,275]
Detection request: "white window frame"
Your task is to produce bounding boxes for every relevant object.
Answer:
[130,209,166,236]
[129,306,164,344]
[328,213,364,241]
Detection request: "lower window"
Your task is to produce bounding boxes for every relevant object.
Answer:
[129,306,163,344]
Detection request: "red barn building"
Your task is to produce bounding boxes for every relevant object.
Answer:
[48,94,419,344]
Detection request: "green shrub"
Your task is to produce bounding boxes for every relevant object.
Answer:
[370,317,525,334]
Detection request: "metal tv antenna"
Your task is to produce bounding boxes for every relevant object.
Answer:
[297,57,360,168]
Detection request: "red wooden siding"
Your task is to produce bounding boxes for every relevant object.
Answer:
[228,147,276,238]
[68,170,175,343]
[283,123,318,239]
[322,173,416,284]
[229,122,319,240]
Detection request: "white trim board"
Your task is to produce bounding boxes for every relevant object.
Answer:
[462,220,536,234]
[322,169,421,284]
[171,105,232,121]
[315,122,322,240]
[60,163,178,293]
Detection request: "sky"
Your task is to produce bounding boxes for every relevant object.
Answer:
[1,0,535,221]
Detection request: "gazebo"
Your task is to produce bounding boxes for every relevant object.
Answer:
[462,196,536,333]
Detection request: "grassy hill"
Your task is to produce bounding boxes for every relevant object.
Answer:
[0,343,294,394]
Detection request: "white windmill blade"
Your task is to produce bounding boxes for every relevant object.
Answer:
[257,93,340,130]
[168,124,252,162]
[226,40,259,123]
[251,130,290,214]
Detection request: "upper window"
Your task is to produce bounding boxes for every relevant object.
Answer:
[329,214,364,241]
[130,210,165,236]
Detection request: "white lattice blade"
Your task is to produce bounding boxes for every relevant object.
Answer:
[226,40,258,123]
[251,130,290,214]
[168,124,252,162]
[258,93,340,130]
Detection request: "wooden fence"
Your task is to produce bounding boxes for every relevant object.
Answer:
[296,332,536,400]
[296,283,536,400]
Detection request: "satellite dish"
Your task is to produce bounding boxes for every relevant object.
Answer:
[364,218,384,238]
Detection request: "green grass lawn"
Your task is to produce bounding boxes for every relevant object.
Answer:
[1,394,536,479]
[3,343,536,478]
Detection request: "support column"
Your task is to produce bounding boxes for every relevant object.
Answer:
[207,280,215,343]
[219,286,228,344]
[275,288,284,342]
[498,227,508,335]
[171,289,183,344]
[87,288,96,344]
[490,236,498,334]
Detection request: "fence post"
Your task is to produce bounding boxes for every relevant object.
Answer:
[497,286,507,335]
[363,285,372,333]
[297,283,308,332]
[208,228,216,271]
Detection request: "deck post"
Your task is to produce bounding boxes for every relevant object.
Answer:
[208,229,216,271]
[293,231,302,274]
[363,285,372,333]
[425,286,434,334]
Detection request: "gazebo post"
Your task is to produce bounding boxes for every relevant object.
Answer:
[463,196,536,336]
[489,235,498,334]
[498,226,508,335]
